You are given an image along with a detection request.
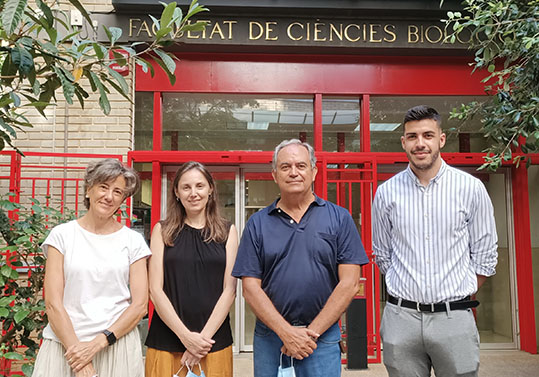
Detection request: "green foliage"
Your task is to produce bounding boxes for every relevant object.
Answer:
[0,0,208,152]
[443,0,539,170]
[0,195,75,376]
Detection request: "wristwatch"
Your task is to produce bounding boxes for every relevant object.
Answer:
[102,329,117,346]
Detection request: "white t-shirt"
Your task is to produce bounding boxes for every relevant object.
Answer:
[41,220,151,342]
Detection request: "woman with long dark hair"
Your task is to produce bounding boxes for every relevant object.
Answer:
[145,161,238,377]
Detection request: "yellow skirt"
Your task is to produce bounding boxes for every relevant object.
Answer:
[145,345,233,377]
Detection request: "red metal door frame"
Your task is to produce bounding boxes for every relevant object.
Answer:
[131,52,537,355]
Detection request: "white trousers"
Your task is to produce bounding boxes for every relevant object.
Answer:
[380,301,480,377]
[32,327,143,377]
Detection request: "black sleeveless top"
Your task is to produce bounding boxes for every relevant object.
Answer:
[145,224,233,352]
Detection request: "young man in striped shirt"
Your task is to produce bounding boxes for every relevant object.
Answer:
[373,105,498,377]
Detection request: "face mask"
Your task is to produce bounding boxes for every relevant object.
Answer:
[277,353,296,377]
[174,364,206,377]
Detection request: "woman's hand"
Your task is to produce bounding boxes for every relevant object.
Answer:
[74,362,97,377]
[181,350,201,369]
[65,336,107,373]
[181,331,214,358]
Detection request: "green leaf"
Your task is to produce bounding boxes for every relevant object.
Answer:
[14,309,30,324]
[160,1,177,28]
[152,55,176,85]
[73,84,89,109]
[109,27,123,45]
[32,79,40,96]
[0,118,17,138]
[66,0,92,24]
[135,57,154,76]
[92,43,106,60]
[152,52,176,85]
[59,29,82,44]
[36,0,54,27]
[89,72,111,114]
[111,49,127,67]
[0,308,9,317]
[173,7,183,28]
[2,0,28,35]
[31,204,43,214]
[0,96,13,108]
[487,64,495,73]
[22,363,33,377]
[3,352,23,360]
[118,46,136,57]
[37,40,60,55]
[21,364,34,377]
[107,67,129,94]
[1,265,13,277]
[52,67,75,105]
[155,27,172,41]
[10,92,21,107]
[104,78,130,102]
[103,26,122,45]
[181,21,209,32]
[186,1,209,20]
[23,101,52,108]
[483,48,491,62]
[154,49,176,76]
[11,46,34,76]
[149,14,161,31]
[0,296,14,306]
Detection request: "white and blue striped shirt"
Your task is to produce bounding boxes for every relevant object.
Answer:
[372,160,498,303]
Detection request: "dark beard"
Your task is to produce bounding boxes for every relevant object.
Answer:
[409,149,439,171]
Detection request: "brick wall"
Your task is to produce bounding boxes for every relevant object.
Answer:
[2,0,135,211]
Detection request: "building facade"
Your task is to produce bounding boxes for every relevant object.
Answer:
[7,0,539,360]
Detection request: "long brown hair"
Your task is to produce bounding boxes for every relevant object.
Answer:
[160,161,229,246]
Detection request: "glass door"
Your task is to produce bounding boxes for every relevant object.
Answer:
[239,167,280,352]
[376,165,518,349]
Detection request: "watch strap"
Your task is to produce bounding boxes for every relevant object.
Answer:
[102,329,117,346]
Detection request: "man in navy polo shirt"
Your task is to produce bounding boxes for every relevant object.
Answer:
[232,139,369,377]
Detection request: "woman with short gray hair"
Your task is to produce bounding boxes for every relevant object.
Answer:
[32,158,150,377]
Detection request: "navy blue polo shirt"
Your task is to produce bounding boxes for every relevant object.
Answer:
[232,195,369,325]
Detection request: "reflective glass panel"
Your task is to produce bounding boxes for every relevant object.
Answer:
[131,162,153,355]
[370,96,488,152]
[376,165,515,347]
[475,170,514,345]
[132,162,153,243]
[161,94,314,151]
[243,172,280,349]
[322,97,361,152]
[134,93,154,150]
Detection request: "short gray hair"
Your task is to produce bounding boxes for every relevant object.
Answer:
[272,139,316,170]
[83,159,140,209]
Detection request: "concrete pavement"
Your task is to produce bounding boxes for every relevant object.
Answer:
[233,350,539,376]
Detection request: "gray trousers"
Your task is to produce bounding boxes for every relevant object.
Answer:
[380,301,480,377]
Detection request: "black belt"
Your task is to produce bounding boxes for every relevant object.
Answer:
[388,294,479,313]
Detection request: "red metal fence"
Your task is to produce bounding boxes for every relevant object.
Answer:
[0,151,126,375]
